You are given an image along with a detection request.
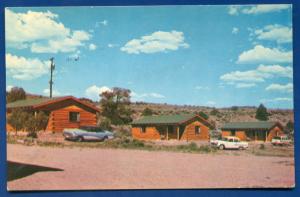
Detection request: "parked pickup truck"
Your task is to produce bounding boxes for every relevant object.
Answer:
[271,136,292,146]
[210,136,249,150]
[63,126,114,142]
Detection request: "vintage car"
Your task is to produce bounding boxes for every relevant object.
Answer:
[63,126,114,142]
[210,136,249,150]
[271,136,292,146]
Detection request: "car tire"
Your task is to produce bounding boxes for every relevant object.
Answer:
[77,136,84,142]
[219,144,225,150]
[102,136,108,142]
[239,146,244,150]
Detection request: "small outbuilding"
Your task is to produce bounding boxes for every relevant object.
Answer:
[221,121,284,142]
[6,96,100,132]
[131,114,213,141]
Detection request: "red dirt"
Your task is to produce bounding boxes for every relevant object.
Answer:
[7,144,294,190]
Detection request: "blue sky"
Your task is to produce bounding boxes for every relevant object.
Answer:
[5,5,293,109]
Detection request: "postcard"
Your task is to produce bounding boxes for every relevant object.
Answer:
[5,5,294,190]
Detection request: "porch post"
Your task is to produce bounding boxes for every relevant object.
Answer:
[265,131,268,142]
[255,131,257,141]
[166,126,169,140]
[34,111,37,118]
[177,126,179,140]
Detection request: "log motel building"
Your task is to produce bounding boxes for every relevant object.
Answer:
[131,114,214,141]
[6,96,100,132]
[221,121,284,142]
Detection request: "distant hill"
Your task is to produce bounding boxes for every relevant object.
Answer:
[129,102,294,129]
[24,93,294,128]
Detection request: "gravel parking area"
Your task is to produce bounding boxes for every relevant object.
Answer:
[7,144,295,190]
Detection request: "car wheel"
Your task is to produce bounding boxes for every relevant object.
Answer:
[238,146,244,150]
[77,136,84,142]
[219,144,225,150]
[102,136,108,142]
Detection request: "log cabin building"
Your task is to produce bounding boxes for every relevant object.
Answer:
[131,114,213,141]
[6,96,100,132]
[221,121,284,142]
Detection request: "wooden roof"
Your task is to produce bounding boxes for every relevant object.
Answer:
[6,96,100,112]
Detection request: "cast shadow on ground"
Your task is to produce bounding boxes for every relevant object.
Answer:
[7,161,63,182]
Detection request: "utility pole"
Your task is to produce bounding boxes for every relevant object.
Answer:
[49,57,55,98]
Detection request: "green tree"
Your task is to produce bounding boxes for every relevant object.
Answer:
[198,111,209,120]
[285,120,294,134]
[7,87,26,103]
[25,111,48,138]
[7,109,28,134]
[210,108,220,116]
[100,87,132,125]
[99,118,112,130]
[255,104,269,121]
[142,107,154,116]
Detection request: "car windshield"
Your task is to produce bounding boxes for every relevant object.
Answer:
[273,136,281,140]
[80,126,104,132]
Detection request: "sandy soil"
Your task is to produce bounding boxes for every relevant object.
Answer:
[7,144,295,190]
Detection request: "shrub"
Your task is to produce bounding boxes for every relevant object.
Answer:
[259,144,265,150]
[142,107,154,116]
[198,111,209,120]
[99,118,112,130]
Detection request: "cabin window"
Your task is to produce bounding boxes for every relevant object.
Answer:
[69,112,80,122]
[195,126,201,135]
[141,126,146,133]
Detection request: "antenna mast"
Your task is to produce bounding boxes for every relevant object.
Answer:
[49,57,55,98]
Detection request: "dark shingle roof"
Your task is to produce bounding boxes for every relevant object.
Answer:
[132,114,199,125]
[6,98,54,108]
[6,96,100,112]
[221,121,279,130]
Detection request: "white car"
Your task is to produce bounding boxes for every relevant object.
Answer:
[271,136,291,146]
[210,136,248,150]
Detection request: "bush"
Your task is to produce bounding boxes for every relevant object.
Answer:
[198,111,209,120]
[99,118,112,130]
[259,144,265,150]
[142,107,154,116]
[210,108,220,116]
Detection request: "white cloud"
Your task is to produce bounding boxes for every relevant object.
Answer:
[195,86,210,90]
[242,5,291,15]
[43,88,61,96]
[254,24,292,43]
[96,20,108,27]
[6,53,49,80]
[6,85,14,92]
[220,64,293,86]
[88,43,97,50]
[228,5,240,15]
[256,64,293,78]
[206,101,216,106]
[131,91,165,101]
[228,4,291,15]
[260,97,292,103]
[265,83,293,93]
[85,85,112,100]
[235,83,256,88]
[31,30,91,53]
[108,43,118,48]
[5,9,91,53]
[237,45,292,64]
[232,27,239,34]
[121,31,189,54]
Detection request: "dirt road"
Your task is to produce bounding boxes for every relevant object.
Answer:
[7,144,294,190]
